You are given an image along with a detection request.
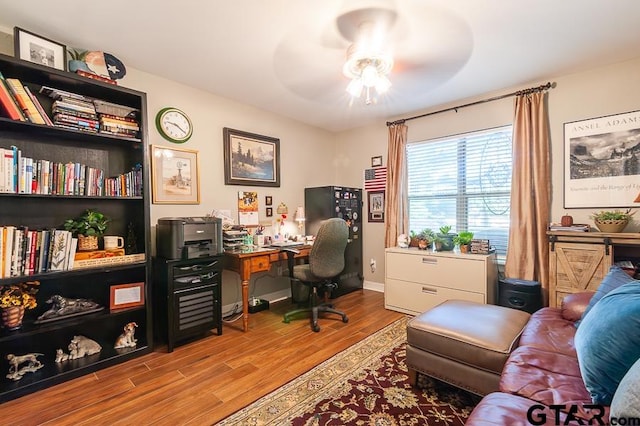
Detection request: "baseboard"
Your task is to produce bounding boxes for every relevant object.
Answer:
[364,280,384,293]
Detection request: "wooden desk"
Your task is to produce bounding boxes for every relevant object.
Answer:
[224,245,311,331]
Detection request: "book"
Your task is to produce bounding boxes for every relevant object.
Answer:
[0,75,25,121]
[2,225,15,278]
[24,85,53,126]
[5,78,47,124]
[548,223,590,232]
[49,230,70,271]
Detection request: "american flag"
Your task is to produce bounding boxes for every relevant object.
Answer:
[364,167,387,191]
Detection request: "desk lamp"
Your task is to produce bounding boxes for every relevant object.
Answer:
[295,206,306,233]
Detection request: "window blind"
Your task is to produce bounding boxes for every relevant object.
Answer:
[407,126,513,256]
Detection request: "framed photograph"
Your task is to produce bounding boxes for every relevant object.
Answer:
[14,27,67,71]
[110,282,145,312]
[564,110,640,208]
[265,196,273,206]
[266,207,273,217]
[368,190,385,223]
[223,127,280,187]
[371,155,383,167]
[151,145,200,204]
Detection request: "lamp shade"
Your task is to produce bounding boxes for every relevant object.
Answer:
[276,202,288,215]
[295,206,306,222]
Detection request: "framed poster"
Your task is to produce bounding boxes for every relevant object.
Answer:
[14,27,67,71]
[223,127,280,187]
[368,190,385,223]
[564,110,640,208]
[151,145,200,204]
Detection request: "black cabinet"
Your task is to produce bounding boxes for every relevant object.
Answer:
[0,53,151,402]
[153,256,223,352]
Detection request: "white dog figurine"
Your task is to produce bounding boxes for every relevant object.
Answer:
[114,322,138,349]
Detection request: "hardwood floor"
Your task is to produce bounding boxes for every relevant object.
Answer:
[0,289,404,425]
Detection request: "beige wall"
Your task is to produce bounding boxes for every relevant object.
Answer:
[337,56,640,284]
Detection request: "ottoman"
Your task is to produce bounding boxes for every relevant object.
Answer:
[406,299,531,396]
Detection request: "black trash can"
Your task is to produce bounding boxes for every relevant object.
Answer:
[498,278,542,314]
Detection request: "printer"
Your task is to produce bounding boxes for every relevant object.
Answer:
[156,217,223,260]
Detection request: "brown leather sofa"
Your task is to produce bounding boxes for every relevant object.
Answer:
[466,291,609,425]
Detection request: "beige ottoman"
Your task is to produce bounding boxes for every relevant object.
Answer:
[406,299,531,396]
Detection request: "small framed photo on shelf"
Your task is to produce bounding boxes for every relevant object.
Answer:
[151,145,201,204]
[368,190,385,223]
[265,196,273,206]
[266,207,273,217]
[14,27,67,71]
[110,282,145,312]
[371,155,383,167]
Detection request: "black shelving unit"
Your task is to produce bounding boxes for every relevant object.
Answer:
[0,52,151,402]
[153,256,223,352]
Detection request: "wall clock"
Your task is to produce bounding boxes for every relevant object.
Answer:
[155,107,193,143]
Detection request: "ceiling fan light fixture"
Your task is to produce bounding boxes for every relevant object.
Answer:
[346,78,364,97]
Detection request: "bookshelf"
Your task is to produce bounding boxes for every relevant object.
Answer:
[0,52,151,402]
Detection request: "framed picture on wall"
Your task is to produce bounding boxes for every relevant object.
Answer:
[564,110,640,208]
[151,145,201,204]
[368,190,385,223]
[223,127,280,187]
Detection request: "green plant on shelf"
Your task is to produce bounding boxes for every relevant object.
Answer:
[63,209,109,237]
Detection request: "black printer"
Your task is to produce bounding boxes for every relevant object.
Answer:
[156,217,223,260]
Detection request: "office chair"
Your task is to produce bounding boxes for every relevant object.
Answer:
[283,218,349,332]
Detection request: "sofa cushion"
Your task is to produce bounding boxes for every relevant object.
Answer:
[561,291,594,322]
[577,266,636,327]
[610,357,640,420]
[500,346,592,408]
[575,281,640,405]
[465,392,587,426]
[518,307,578,357]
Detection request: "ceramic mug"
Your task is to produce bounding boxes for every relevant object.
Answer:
[103,235,125,250]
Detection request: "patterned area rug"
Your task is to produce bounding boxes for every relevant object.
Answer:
[216,317,480,425]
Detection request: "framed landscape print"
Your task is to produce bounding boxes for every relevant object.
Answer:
[151,145,200,204]
[223,127,280,187]
[564,110,640,208]
[14,27,67,71]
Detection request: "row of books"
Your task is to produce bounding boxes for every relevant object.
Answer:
[0,227,77,278]
[41,86,141,138]
[0,71,50,125]
[0,146,143,197]
[0,71,141,139]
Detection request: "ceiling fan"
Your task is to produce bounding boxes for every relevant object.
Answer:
[273,0,473,107]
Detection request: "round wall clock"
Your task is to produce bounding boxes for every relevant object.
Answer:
[155,107,193,143]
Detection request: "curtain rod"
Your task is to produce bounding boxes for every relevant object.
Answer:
[386,82,554,126]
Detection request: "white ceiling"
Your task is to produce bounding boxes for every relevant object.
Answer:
[1,0,639,132]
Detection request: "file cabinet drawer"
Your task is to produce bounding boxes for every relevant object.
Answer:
[385,278,485,315]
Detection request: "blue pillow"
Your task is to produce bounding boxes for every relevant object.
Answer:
[577,266,637,327]
[575,281,640,405]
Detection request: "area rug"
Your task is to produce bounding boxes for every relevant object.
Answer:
[215,317,480,425]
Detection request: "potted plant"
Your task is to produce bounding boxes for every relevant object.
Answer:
[436,225,457,251]
[0,281,39,330]
[63,209,109,251]
[67,48,91,73]
[453,231,474,253]
[416,228,434,250]
[590,209,635,233]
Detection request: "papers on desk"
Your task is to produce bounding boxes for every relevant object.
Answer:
[269,241,304,247]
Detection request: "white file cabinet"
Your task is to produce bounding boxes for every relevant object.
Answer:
[385,247,498,315]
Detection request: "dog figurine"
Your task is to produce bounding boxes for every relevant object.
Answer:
[114,322,138,349]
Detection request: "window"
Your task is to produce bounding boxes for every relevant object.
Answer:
[407,126,513,257]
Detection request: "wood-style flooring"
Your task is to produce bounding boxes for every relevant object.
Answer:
[0,289,404,425]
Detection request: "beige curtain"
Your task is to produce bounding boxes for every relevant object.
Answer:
[504,91,551,304]
[384,123,408,248]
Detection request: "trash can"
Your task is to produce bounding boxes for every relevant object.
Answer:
[290,278,310,304]
[498,278,542,314]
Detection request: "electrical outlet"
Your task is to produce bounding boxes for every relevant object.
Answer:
[370,258,376,273]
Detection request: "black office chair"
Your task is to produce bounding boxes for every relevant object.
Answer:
[283,218,349,332]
